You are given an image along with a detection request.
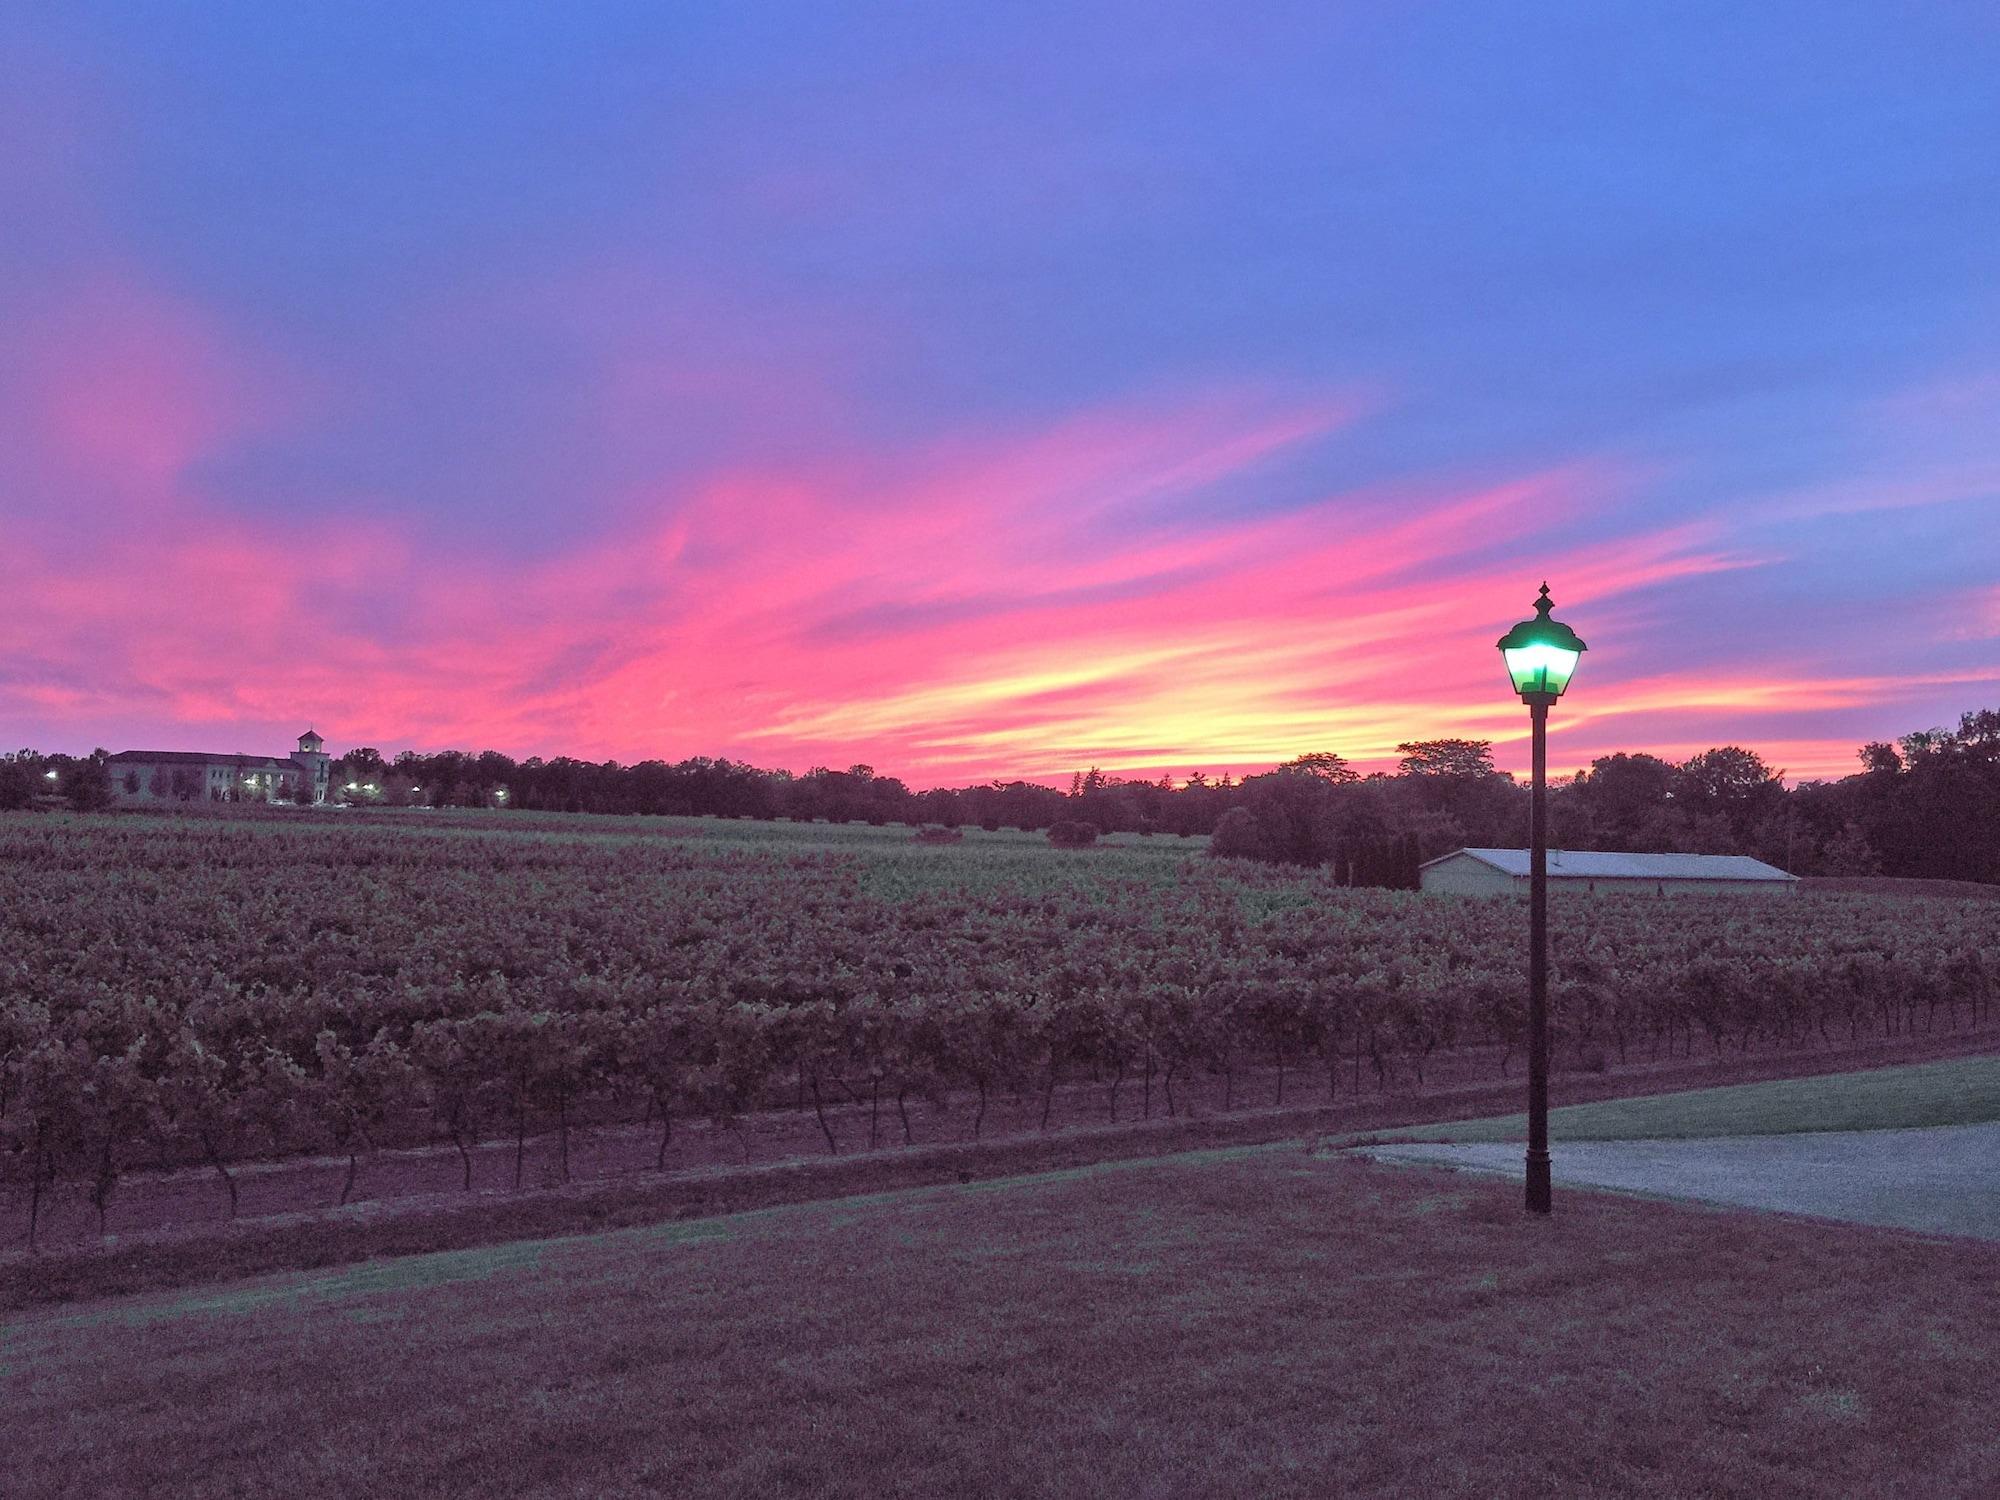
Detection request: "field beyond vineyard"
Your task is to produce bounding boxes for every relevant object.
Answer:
[4,807,1998,1254]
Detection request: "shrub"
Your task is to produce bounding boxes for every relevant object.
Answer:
[979,819,1001,833]
[0,763,35,811]
[1207,807,1266,860]
[1046,820,1099,849]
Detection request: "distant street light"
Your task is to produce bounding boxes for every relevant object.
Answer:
[43,769,58,782]
[1497,583,1586,1215]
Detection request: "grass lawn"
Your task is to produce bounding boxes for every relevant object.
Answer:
[1370,1054,2000,1145]
[6,1145,1998,1498]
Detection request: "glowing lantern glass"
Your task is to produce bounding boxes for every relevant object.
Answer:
[1497,584,1586,700]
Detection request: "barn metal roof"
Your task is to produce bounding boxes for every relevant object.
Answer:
[1424,848,1797,882]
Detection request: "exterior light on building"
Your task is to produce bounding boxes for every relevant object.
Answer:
[43,769,58,781]
[1496,582,1586,1217]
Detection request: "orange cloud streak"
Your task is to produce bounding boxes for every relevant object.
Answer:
[6,283,1988,788]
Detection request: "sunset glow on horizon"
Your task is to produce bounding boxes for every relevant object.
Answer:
[4,6,1997,788]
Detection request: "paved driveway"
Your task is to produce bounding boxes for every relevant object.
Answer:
[1361,1121,2000,1240]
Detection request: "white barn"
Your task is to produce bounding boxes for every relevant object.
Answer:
[1420,848,1797,898]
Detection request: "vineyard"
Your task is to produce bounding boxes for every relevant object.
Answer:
[4,808,1998,1246]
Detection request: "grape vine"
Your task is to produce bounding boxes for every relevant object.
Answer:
[2,813,1994,1245]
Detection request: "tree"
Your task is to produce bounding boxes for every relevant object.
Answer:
[1959,708,2000,753]
[1208,807,1265,860]
[1396,739,1497,781]
[1821,822,1882,877]
[1230,766,1337,866]
[1574,753,1675,836]
[1858,741,1903,775]
[1568,753,1684,850]
[1673,747,1785,838]
[1899,727,1951,765]
[474,750,519,803]
[382,772,426,808]
[0,757,32,810]
[1278,752,1359,784]
[1393,738,1519,847]
[56,753,114,812]
[1861,708,2000,883]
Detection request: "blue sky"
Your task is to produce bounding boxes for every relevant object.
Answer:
[4,2,1997,781]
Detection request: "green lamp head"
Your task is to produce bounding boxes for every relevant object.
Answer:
[1497,583,1586,701]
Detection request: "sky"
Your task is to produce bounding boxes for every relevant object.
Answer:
[4,2,1998,786]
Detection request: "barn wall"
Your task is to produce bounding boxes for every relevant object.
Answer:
[1583,878,1796,898]
[1420,861,1798,899]
[1418,857,1517,897]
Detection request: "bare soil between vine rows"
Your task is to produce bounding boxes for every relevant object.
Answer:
[6,1022,1997,1311]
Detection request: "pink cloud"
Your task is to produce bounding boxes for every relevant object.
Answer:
[2,280,1982,787]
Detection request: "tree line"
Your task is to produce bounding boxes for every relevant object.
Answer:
[3,703,1996,883]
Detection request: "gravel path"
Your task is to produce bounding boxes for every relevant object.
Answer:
[1360,1122,2000,1240]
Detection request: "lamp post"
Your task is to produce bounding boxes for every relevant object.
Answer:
[1497,583,1586,1214]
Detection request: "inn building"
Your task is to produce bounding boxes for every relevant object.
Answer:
[106,730,334,806]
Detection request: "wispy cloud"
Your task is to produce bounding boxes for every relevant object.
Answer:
[6,10,1999,787]
[1,270,1989,789]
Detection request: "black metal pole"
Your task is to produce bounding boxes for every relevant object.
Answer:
[1526,695,1552,1214]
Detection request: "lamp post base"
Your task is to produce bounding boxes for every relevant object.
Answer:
[1525,1150,1551,1215]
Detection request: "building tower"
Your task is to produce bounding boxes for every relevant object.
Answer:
[293,728,332,804]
